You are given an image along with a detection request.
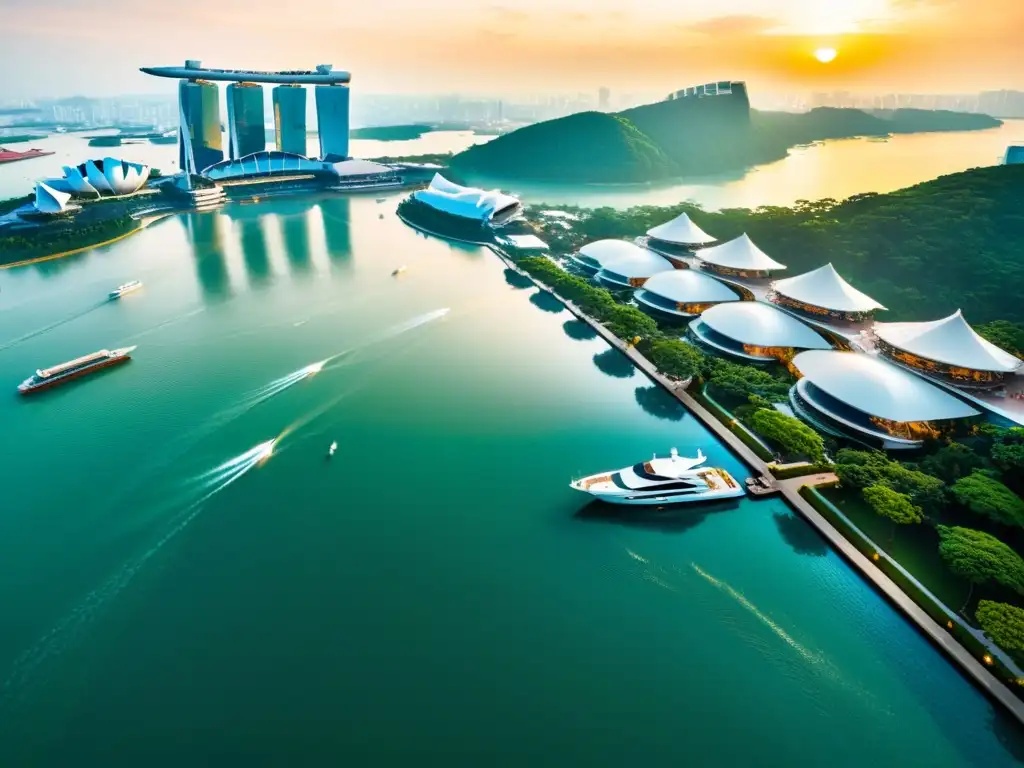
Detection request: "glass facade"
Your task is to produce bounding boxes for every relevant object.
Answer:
[315,85,350,161]
[227,83,266,160]
[179,80,224,173]
[272,86,307,156]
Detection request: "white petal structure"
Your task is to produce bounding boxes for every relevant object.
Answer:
[412,173,521,222]
[34,182,73,213]
[57,159,151,198]
[647,212,716,246]
[873,310,1022,373]
[696,233,786,273]
[62,165,100,197]
[689,301,831,360]
[596,248,674,288]
[572,239,649,272]
[771,263,886,314]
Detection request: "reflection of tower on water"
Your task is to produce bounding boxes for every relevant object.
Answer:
[238,218,271,285]
[183,212,230,300]
[280,213,312,274]
[318,197,352,266]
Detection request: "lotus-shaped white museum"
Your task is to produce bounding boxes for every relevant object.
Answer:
[59,158,151,197]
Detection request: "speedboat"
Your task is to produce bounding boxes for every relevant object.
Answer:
[392,265,407,276]
[109,280,143,300]
[570,448,745,505]
[328,441,338,457]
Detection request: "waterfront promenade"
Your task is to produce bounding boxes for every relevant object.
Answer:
[488,244,1024,727]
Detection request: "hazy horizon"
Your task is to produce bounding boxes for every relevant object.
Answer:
[2,0,1022,101]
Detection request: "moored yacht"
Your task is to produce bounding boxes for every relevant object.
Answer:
[570,448,745,505]
[109,280,143,300]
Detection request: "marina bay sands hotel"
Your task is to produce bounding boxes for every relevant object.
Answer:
[140,61,351,175]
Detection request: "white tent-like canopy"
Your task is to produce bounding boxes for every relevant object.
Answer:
[792,350,981,422]
[698,302,831,350]
[412,173,521,222]
[873,310,1022,373]
[577,239,649,268]
[696,233,786,272]
[640,269,739,304]
[771,263,886,314]
[34,182,73,214]
[646,212,716,246]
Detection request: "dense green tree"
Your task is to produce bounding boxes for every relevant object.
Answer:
[834,449,947,514]
[644,338,703,381]
[704,359,792,403]
[936,526,1024,611]
[917,442,988,483]
[747,408,825,462]
[862,484,923,542]
[976,600,1024,654]
[950,473,1024,528]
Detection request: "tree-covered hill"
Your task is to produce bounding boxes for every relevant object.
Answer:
[450,111,675,183]
[450,94,1001,184]
[531,164,1024,325]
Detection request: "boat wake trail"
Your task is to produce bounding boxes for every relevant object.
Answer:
[0,300,108,352]
[0,439,276,707]
[120,306,206,343]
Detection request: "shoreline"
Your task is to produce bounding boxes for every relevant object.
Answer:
[484,242,1024,727]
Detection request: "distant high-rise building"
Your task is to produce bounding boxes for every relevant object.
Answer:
[272,85,307,155]
[598,87,610,111]
[316,85,350,161]
[226,83,265,160]
[178,79,223,173]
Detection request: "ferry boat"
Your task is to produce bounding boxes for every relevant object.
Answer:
[570,448,745,505]
[109,280,143,300]
[18,347,136,394]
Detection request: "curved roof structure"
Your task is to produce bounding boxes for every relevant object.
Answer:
[332,158,397,178]
[697,233,786,272]
[578,239,649,268]
[141,62,350,84]
[34,182,72,214]
[873,310,1022,373]
[699,302,831,349]
[772,263,886,313]
[60,158,151,197]
[599,249,674,280]
[204,151,335,180]
[792,350,981,422]
[641,269,740,304]
[646,212,716,246]
[412,173,521,222]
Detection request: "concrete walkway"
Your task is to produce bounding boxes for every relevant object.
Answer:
[490,246,1024,726]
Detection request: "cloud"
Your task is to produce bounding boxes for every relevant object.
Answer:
[688,14,780,37]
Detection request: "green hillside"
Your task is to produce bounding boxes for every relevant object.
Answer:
[450,111,676,183]
[532,164,1024,326]
[450,94,1001,184]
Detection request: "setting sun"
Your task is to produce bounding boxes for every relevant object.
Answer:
[814,47,838,63]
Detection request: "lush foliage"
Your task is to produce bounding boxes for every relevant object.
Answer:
[644,338,703,381]
[915,442,989,483]
[976,600,1024,653]
[862,484,924,526]
[704,358,792,403]
[950,472,1024,528]
[350,124,431,141]
[746,408,825,462]
[530,166,1024,325]
[834,449,947,514]
[0,215,137,263]
[936,526,1024,595]
[977,320,1024,358]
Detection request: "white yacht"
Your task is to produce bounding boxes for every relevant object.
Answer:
[570,448,745,505]
[109,280,143,300]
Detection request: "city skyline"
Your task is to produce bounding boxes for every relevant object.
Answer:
[2,0,1023,99]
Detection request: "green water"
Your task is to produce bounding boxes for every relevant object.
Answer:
[0,196,1021,766]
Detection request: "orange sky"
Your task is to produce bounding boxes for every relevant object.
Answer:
[1,0,1022,98]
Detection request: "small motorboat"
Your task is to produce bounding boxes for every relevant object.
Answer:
[328,441,338,457]
[392,266,407,277]
[109,280,143,300]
